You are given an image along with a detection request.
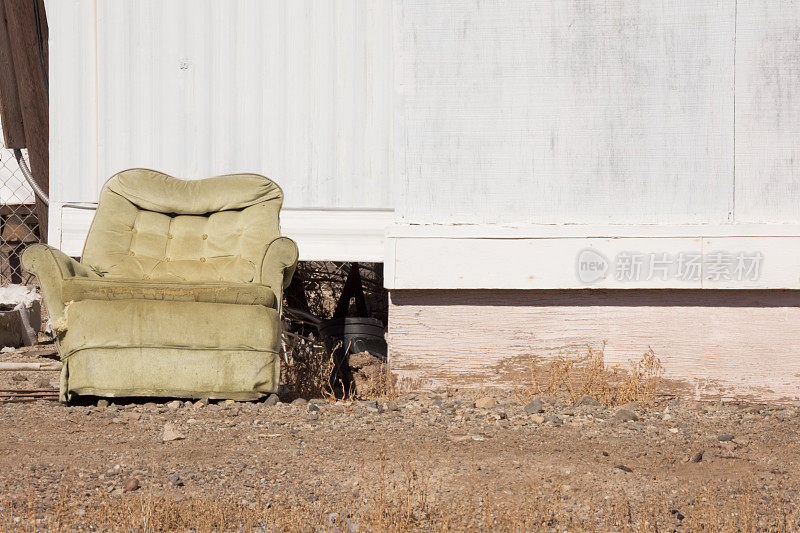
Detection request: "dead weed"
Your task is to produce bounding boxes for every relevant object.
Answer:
[1,474,795,532]
[514,342,665,408]
[280,327,338,400]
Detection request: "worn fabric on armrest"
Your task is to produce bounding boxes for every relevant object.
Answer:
[21,244,98,328]
[260,237,299,297]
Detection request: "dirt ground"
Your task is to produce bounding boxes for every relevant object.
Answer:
[1,348,800,531]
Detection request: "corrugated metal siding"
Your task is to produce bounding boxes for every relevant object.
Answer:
[50,0,800,230]
[48,0,98,213]
[52,0,394,209]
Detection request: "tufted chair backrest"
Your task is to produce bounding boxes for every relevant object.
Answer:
[81,169,283,283]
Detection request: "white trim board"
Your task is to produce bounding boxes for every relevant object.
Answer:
[56,204,394,262]
[385,224,800,290]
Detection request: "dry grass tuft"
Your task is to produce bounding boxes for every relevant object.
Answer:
[514,343,665,407]
[2,473,797,532]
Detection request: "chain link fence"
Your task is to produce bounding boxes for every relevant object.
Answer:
[0,122,40,286]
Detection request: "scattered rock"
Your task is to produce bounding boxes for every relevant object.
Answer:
[166,400,182,410]
[545,415,563,426]
[33,378,52,389]
[691,451,704,463]
[612,409,639,422]
[529,414,545,424]
[717,434,734,442]
[475,397,497,409]
[122,412,141,422]
[670,509,685,521]
[369,405,383,414]
[263,394,280,407]
[96,399,109,408]
[614,464,633,473]
[308,403,320,412]
[523,399,544,414]
[162,423,185,442]
[383,401,399,412]
[168,475,184,487]
[576,395,599,407]
[10,373,26,382]
[122,477,140,492]
[291,398,308,406]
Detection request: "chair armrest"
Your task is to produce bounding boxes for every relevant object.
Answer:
[260,237,299,300]
[21,244,97,330]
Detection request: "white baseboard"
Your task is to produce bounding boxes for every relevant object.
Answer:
[385,224,800,289]
[54,203,394,262]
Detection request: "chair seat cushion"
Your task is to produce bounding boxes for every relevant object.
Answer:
[57,299,281,400]
[62,277,276,308]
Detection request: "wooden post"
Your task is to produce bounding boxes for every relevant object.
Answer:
[2,0,48,237]
[0,1,25,149]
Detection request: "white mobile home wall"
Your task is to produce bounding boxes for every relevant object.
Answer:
[48,0,394,261]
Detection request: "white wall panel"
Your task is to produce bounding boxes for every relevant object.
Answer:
[734,1,800,223]
[47,0,98,242]
[59,0,395,210]
[395,0,736,225]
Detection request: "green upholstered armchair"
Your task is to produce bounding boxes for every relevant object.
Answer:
[22,169,298,402]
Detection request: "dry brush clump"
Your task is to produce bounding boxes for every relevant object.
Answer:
[280,324,338,400]
[514,342,665,407]
[281,332,396,401]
